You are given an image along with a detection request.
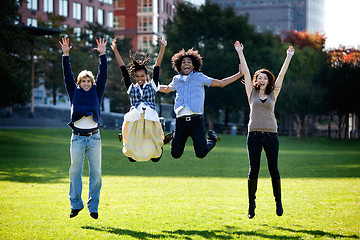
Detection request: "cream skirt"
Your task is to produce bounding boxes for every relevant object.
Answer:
[122,113,164,161]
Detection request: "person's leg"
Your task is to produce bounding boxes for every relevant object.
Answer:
[171,119,189,158]
[246,132,262,218]
[69,134,86,213]
[263,132,282,216]
[191,118,211,158]
[86,132,102,216]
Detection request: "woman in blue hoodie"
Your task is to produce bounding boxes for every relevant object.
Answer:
[59,37,107,220]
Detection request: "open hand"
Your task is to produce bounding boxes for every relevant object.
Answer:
[158,36,167,47]
[111,38,117,52]
[234,41,244,52]
[94,38,108,54]
[287,46,295,56]
[59,37,72,55]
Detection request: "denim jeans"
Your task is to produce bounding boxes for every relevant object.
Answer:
[247,131,280,180]
[171,116,216,158]
[69,132,102,212]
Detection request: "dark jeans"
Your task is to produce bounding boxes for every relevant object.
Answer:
[247,131,280,180]
[171,115,216,158]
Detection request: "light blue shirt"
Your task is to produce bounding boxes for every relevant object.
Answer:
[168,71,213,115]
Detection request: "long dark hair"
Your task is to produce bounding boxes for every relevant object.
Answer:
[252,69,275,95]
[127,51,150,75]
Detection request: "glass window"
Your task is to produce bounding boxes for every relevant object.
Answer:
[73,3,81,20]
[59,0,68,17]
[27,0,38,10]
[44,0,53,13]
[27,18,38,27]
[107,12,113,28]
[86,6,94,22]
[98,9,104,25]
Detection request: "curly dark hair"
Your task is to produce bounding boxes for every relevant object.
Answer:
[127,51,150,75]
[171,48,203,73]
[252,69,275,95]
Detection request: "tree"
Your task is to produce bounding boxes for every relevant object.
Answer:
[163,2,283,127]
[277,31,328,138]
[0,0,31,112]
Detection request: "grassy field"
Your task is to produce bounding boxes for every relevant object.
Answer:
[0,128,359,239]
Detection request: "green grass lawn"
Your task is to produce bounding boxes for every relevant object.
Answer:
[0,128,359,239]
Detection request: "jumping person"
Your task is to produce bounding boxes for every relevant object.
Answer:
[59,37,108,219]
[234,41,295,218]
[158,45,243,159]
[111,37,167,162]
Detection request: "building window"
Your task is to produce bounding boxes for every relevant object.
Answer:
[74,27,81,40]
[115,0,125,9]
[27,18,38,27]
[59,0,68,17]
[86,6,94,22]
[107,12,113,28]
[98,9,104,25]
[114,16,125,29]
[138,16,152,32]
[138,0,152,13]
[44,0,53,13]
[73,3,82,20]
[99,0,112,4]
[27,0,38,10]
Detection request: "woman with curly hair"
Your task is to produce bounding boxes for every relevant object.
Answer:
[159,46,243,159]
[111,37,167,162]
[234,41,295,219]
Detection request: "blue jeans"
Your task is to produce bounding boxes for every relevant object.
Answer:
[247,131,280,180]
[69,132,102,212]
[171,115,216,158]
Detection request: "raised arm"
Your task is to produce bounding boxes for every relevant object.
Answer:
[94,38,108,97]
[155,37,167,67]
[273,46,295,99]
[111,38,125,67]
[59,38,76,99]
[210,42,244,88]
[234,41,252,99]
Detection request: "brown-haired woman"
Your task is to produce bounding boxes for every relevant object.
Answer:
[234,41,295,219]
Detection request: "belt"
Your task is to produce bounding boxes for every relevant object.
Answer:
[72,129,99,136]
[177,114,203,122]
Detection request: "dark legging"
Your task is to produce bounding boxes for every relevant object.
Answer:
[247,131,280,180]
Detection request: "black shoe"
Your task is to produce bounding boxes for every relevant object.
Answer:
[248,202,256,219]
[159,117,165,131]
[276,202,283,216]
[207,130,220,142]
[70,207,83,218]
[163,131,173,145]
[118,133,123,142]
[90,212,98,219]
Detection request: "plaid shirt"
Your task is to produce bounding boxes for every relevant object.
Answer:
[128,82,156,110]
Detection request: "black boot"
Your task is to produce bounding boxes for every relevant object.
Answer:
[272,178,283,216]
[248,179,258,219]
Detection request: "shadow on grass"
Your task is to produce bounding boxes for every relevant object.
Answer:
[83,225,309,239]
[272,226,359,239]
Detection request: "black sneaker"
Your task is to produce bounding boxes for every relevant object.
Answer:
[163,131,173,145]
[70,207,83,218]
[90,212,98,219]
[207,130,221,142]
[118,133,123,142]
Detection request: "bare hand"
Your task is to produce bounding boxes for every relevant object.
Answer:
[111,38,117,52]
[59,37,72,55]
[158,36,167,47]
[234,41,244,52]
[287,46,295,56]
[94,38,108,54]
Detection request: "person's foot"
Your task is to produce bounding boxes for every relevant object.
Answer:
[90,212,98,219]
[118,133,123,142]
[207,130,221,142]
[70,207,83,218]
[163,131,173,145]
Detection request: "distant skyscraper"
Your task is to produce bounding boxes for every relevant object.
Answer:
[207,0,325,35]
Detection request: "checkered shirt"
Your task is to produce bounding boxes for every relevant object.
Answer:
[129,83,156,109]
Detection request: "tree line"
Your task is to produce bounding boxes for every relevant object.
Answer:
[1,1,359,139]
